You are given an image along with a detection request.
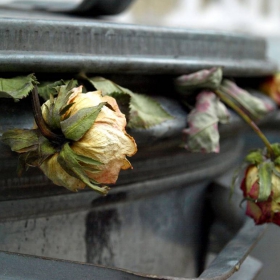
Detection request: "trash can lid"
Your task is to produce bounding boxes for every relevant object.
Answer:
[0,9,276,76]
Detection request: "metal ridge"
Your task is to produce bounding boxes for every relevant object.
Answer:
[0,53,275,76]
[0,17,276,76]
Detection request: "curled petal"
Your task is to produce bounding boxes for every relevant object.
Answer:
[65,89,137,185]
[184,91,230,153]
[246,201,263,225]
[40,153,85,192]
[67,90,127,131]
[72,123,136,184]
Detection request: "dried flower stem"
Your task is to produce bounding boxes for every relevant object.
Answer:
[31,86,64,143]
[215,89,274,157]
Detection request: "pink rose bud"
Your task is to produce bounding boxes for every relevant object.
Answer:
[241,165,280,226]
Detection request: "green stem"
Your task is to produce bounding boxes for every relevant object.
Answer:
[215,89,274,157]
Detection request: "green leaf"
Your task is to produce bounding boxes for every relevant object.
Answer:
[59,102,75,116]
[175,67,223,95]
[37,135,57,159]
[2,130,56,176]
[87,76,173,129]
[184,91,230,153]
[0,74,37,101]
[57,143,108,195]
[75,154,103,166]
[245,150,263,165]
[1,129,39,152]
[274,156,280,166]
[220,80,272,121]
[37,80,65,100]
[43,81,77,130]
[272,143,280,158]
[24,138,56,167]
[88,76,133,95]
[65,79,77,92]
[37,80,78,101]
[61,102,106,141]
[258,161,274,201]
[128,93,173,128]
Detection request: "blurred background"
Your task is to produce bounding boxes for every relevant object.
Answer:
[108,0,280,69]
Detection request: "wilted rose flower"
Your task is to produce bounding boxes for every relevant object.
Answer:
[40,86,137,193]
[260,73,280,105]
[241,165,280,226]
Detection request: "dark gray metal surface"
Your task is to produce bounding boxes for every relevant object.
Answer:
[0,219,266,280]
[0,16,276,75]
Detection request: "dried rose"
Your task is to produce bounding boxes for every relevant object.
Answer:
[183,91,230,153]
[175,67,223,94]
[240,145,280,226]
[260,73,280,105]
[220,80,274,121]
[2,83,137,195]
[40,86,137,192]
[241,165,280,226]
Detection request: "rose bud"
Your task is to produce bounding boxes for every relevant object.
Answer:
[241,150,280,226]
[39,86,137,193]
[2,82,137,195]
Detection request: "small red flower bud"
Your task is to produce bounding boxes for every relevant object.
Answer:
[241,165,280,226]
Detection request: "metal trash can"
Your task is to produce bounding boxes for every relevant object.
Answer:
[0,8,276,279]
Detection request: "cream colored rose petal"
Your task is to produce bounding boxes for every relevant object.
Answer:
[40,153,86,191]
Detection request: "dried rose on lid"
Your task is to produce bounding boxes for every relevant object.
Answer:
[2,82,137,195]
[240,145,280,226]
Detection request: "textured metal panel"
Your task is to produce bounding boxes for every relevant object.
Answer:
[0,136,243,277]
[0,219,266,280]
[0,16,276,76]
